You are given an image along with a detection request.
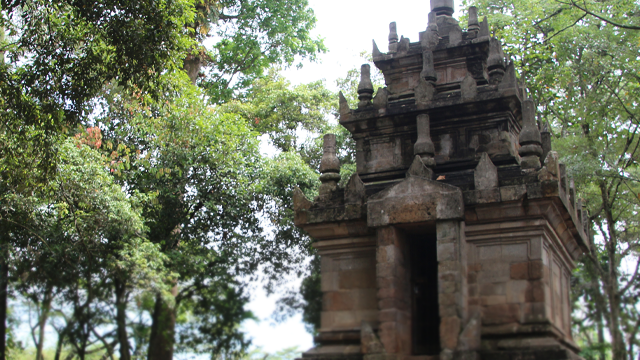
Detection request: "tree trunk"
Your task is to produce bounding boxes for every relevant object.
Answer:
[115,277,131,360]
[600,181,627,360]
[0,255,7,360]
[36,287,53,360]
[54,328,66,360]
[147,285,178,360]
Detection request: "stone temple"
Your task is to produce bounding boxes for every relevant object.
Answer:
[293,1,589,360]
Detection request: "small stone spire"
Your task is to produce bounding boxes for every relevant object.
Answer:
[431,0,454,16]
[388,22,398,53]
[488,38,506,84]
[427,12,438,32]
[372,39,382,58]
[474,152,498,190]
[518,100,543,169]
[320,134,340,174]
[414,114,436,168]
[318,134,341,201]
[357,64,374,109]
[422,12,439,49]
[420,51,437,84]
[540,120,552,165]
[468,7,480,33]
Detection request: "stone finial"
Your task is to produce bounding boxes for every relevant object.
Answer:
[320,134,340,174]
[292,187,312,211]
[345,173,365,205]
[559,163,568,193]
[449,24,462,45]
[518,100,543,169]
[461,73,477,101]
[431,0,454,16]
[479,16,489,37]
[414,114,436,169]
[569,178,576,209]
[576,198,583,224]
[318,134,341,201]
[388,22,398,53]
[408,155,434,179]
[428,12,438,32]
[499,61,517,90]
[372,40,382,58]
[544,151,560,177]
[421,50,437,83]
[338,91,350,116]
[474,152,498,190]
[357,64,374,109]
[541,122,552,163]
[468,7,480,32]
[398,36,410,53]
[488,38,506,84]
[372,87,389,110]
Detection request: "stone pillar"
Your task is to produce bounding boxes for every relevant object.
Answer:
[375,226,412,357]
[436,220,469,360]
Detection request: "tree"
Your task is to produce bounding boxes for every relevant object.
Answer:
[461,0,640,358]
[0,0,195,187]
[1,137,166,360]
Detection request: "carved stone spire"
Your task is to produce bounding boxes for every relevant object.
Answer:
[488,38,506,84]
[388,22,398,53]
[318,134,341,201]
[420,51,437,84]
[518,100,543,169]
[372,39,382,58]
[416,51,437,105]
[357,64,374,109]
[431,0,454,16]
[414,114,436,168]
[474,152,498,190]
[422,12,439,50]
[468,6,480,33]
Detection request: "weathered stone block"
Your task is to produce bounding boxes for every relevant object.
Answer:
[482,304,521,325]
[529,260,545,280]
[340,269,376,289]
[525,280,545,303]
[506,280,529,304]
[468,272,478,284]
[481,295,507,306]
[499,185,527,202]
[438,242,457,261]
[480,282,506,296]
[510,262,528,280]
[440,280,458,294]
[522,302,549,323]
[440,316,461,350]
[368,177,464,227]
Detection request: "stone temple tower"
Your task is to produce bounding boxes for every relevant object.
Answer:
[293,1,589,360]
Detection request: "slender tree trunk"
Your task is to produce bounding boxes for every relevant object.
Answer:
[54,328,66,360]
[0,254,7,360]
[600,182,627,360]
[36,287,53,360]
[115,277,131,360]
[147,285,178,360]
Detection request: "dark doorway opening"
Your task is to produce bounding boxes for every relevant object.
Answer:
[409,233,440,355]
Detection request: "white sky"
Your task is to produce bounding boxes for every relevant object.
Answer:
[245,0,463,355]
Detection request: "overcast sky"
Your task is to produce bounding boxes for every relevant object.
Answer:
[244,0,463,354]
